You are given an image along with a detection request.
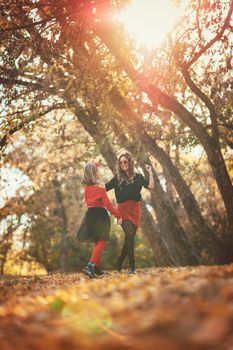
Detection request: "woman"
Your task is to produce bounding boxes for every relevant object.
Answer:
[105,152,154,274]
[77,163,122,278]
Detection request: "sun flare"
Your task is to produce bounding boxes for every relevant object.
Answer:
[116,0,187,48]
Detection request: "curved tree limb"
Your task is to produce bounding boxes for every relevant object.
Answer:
[184,1,233,69]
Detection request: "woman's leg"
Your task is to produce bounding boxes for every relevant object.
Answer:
[118,230,129,266]
[118,220,137,272]
[126,221,137,265]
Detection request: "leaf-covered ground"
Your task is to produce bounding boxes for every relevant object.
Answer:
[1,264,233,350]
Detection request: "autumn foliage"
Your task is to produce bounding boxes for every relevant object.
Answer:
[1,265,233,349]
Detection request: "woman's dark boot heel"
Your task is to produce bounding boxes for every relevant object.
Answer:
[116,258,123,272]
[128,260,136,274]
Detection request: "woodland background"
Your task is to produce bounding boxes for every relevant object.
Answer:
[0,0,233,276]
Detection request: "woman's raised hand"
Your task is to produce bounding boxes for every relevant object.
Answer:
[145,164,152,173]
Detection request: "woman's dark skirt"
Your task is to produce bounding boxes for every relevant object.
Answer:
[77,207,111,242]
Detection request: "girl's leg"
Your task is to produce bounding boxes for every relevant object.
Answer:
[90,240,107,266]
[83,240,107,278]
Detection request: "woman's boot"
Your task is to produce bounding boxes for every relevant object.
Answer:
[128,260,136,274]
[116,257,123,272]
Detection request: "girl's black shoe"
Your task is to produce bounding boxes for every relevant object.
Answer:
[82,265,97,278]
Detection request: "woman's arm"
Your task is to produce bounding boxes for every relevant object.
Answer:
[105,176,116,191]
[145,165,154,189]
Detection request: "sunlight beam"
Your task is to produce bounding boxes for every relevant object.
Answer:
[115,0,187,48]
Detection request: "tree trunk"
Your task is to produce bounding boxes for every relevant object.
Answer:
[181,68,233,232]
[53,179,68,273]
[140,129,231,264]
[145,83,233,233]
[140,201,175,266]
[163,144,178,211]
[203,138,233,233]
[0,229,13,275]
[149,168,198,265]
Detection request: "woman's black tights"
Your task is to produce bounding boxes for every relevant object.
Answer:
[118,220,137,266]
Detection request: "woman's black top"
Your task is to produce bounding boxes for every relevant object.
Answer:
[105,173,149,203]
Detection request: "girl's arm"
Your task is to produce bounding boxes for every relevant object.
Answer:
[101,189,121,219]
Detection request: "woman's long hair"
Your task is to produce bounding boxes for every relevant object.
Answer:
[117,152,136,189]
[81,163,98,185]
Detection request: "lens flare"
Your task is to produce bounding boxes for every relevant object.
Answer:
[116,0,187,48]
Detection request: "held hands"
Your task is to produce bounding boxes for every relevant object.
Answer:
[117,218,122,225]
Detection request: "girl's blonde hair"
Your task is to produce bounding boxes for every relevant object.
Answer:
[81,163,98,185]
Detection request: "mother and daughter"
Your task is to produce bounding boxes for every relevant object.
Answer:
[77,152,154,278]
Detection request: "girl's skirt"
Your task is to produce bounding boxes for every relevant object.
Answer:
[77,207,111,242]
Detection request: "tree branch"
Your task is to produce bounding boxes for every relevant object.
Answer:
[218,122,233,131]
[0,104,67,151]
[185,2,233,69]
[0,77,41,89]
[181,67,219,139]
[0,0,109,34]
[225,138,233,149]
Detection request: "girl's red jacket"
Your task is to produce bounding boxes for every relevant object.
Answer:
[84,185,121,219]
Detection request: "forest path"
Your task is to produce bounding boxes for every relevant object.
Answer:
[1,265,233,350]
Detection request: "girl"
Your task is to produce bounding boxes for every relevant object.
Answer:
[77,163,122,278]
[105,152,154,274]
